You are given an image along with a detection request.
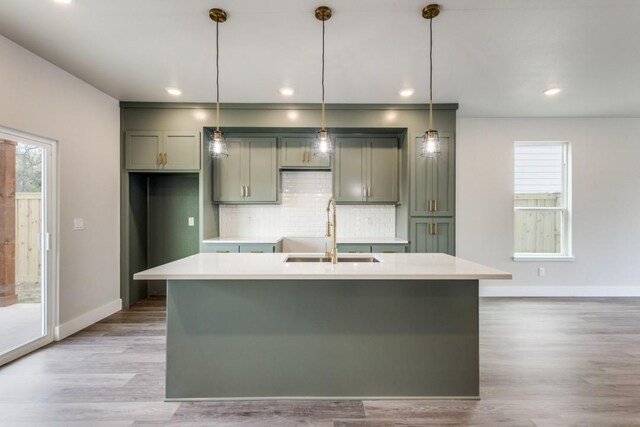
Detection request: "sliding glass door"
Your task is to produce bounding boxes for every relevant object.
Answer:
[0,127,56,366]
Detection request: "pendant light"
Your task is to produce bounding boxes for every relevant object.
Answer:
[420,4,441,158]
[208,8,228,158]
[313,6,333,157]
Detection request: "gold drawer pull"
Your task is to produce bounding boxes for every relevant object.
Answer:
[250,250,263,253]
[216,250,230,253]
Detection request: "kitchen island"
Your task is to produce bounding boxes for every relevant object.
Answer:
[134,252,511,401]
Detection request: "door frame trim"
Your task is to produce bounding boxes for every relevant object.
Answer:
[0,125,59,366]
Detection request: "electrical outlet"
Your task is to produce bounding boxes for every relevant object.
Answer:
[188,217,195,227]
[73,218,84,230]
[538,267,545,277]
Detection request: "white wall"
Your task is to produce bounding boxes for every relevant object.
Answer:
[0,35,120,335]
[457,118,640,296]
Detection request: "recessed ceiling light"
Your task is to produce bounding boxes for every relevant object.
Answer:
[52,0,73,4]
[279,87,295,96]
[165,87,182,96]
[399,88,415,97]
[544,87,561,96]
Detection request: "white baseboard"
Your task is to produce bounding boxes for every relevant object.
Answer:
[54,298,122,340]
[480,285,640,297]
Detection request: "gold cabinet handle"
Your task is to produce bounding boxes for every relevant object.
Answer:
[367,186,371,198]
[250,250,263,253]
[434,199,437,212]
[428,200,432,212]
[216,250,230,253]
[157,152,162,166]
[434,223,438,235]
[163,152,168,165]
[245,186,249,197]
[241,186,245,197]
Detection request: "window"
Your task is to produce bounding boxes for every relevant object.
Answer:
[513,141,572,260]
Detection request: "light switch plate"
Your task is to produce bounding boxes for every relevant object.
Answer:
[538,267,545,277]
[73,218,84,230]
[188,217,195,227]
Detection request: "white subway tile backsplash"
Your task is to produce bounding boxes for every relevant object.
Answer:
[219,171,395,238]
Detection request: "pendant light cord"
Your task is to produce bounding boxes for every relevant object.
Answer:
[321,19,326,130]
[216,20,220,132]
[429,16,433,131]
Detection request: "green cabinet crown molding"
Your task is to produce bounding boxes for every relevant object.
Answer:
[120,102,460,111]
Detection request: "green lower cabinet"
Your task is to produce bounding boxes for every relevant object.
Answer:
[202,242,283,253]
[410,218,455,255]
[337,244,372,253]
[239,243,282,253]
[371,244,407,253]
[202,243,240,253]
[337,243,408,254]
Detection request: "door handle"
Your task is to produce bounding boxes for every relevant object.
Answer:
[157,153,162,166]
[245,186,249,197]
[163,152,168,165]
[434,200,437,212]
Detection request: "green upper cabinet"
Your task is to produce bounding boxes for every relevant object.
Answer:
[125,130,200,171]
[212,137,277,204]
[334,137,398,204]
[410,218,455,255]
[411,132,454,216]
[280,137,330,169]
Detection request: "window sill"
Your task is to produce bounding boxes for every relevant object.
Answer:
[512,255,575,262]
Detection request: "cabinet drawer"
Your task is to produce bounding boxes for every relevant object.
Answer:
[201,243,240,253]
[239,244,276,253]
[371,244,407,253]
[337,244,372,253]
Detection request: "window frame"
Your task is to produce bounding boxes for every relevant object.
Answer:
[512,141,573,261]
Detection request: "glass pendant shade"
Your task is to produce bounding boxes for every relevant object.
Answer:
[208,130,228,158]
[420,129,441,158]
[313,129,333,157]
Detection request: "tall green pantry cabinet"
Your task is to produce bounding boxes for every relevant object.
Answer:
[410,133,455,255]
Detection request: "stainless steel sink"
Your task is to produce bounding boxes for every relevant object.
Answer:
[285,256,380,263]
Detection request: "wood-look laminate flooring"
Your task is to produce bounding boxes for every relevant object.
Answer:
[1,297,639,426]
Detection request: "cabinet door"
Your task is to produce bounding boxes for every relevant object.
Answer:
[162,131,200,171]
[201,243,240,253]
[306,142,331,168]
[212,139,243,203]
[338,244,372,253]
[239,244,276,253]
[244,138,278,203]
[431,218,455,255]
[411,133,455,217]
[125,131,162,170]
[280,138,308,168]
[432,133,455,217]
[371,244,407,253]
[334,138,366,202]
[410,218,455,255]
[367,138,398,203]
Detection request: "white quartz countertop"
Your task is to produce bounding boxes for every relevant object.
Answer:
[203,237,284,244]
[134,253,511,281]
[203,237,408,244]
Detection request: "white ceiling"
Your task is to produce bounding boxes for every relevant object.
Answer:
[1,0,639,117]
